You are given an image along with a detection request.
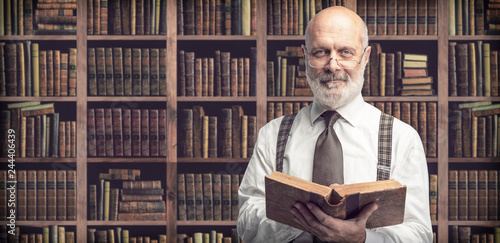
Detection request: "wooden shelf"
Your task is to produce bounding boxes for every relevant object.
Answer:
[448,35,500,41]
[87,221,167,226]
[177,158,250,163]
[448,221,500,227]
[0,221,78,226]
[176,221,237,226]
[267,96,313,102]
[0,158,76,163]
[87,96,167,102]
[364,96,439,102]
[177,97,257,102]
[87,158,166,163]
[448,158,500,163]
[87,35,167,41]
[0,97,77,102]
[266,35,439,41]
[0,35,76,41]
[177,35,257,41]
[448,97,500,102]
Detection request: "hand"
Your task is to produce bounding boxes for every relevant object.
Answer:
[290,201,378,243]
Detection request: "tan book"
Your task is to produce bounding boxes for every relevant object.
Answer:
[185,173,196,220]
[67,170,76,220]
[458,170,468,220]
[57,170,67,220]
[36,170,47,220]
[266,171,406,230]
[27,170,37,220]
[203,173,213,220]
[46,170,57,220]
[478,170,488,220]
[177,174,186,220]
[16,170,27,220]
[221,174,231,220]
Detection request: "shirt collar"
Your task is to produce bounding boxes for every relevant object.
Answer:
[309,93,365,127]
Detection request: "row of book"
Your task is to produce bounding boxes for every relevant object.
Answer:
[449,102,500,158]
[88,227,167,243]
[177,229,241,243]
[267,46,312,97]
[87,108,167,157]
[266,101,311,121]
[370,101,437,157]
[90,169,166,221]
[364,43,435,96]
[449,42,499,97]
[178,49,257,97]
[179,105,256,159]
[178,0,256,36]
[449,0,500,35]
[34,2,78,35]
[1,225,75,243]
[88,0,167,35]
[88,47,167,96]
[449,170,499,221]
[177,173,241,221]
[450,226,500,243]
[267,0,346,35]
[359,0,437,36]
[1,102,76,158]
[0,170,77,221]
[0,42,77,97]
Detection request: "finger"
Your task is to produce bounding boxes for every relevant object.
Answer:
[306,202,332,226]
[356,202,379,225]
[328,183,341,189]
[290,203,310,228]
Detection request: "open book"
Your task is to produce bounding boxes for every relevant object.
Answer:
[265,171,407,230]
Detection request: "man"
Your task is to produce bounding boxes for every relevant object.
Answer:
[237,6,432,243]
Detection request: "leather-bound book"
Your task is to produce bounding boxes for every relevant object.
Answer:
[25,42,32,97]
[150,49,160,96]
[66,170,76,220]
[144,0,151,35]
[88,48,97,96]
[410,102,418,132]
[123,48,133,96]
[140,109,150,156]
[105,48,115,96]
[27,170,37,220]
[16,170,27,220]
[230,58,238,96]
[185,52,195,96]
[418,102,427,154]
[396,0,407,35]
[122,109,132,157]
[104,109,114,157]
[456,44,469,96]
[178,50,186,96]
[458,170,468,220]
[159,109,167,157]
[100,0,108,34]
[221,174,231,220]
[66,121,72,158]
[267,61,275,96]
[203,173,214,220]
[400,102,411,125]
[272,0,281,35]
[366,0,376,35]
[468,170,479,220]
[247,116,256,157]
[68,49,77,96]
[427,0,437,35]
[17,43,25,97]
[385,53,395,96]
[183,0,194,34]
[208,116,218,158]
[219,108,232,158]
[476,41,483,96]
[53,50,61,96]
[238,58,244,96]
[202,116,209,158]
[286,65,295,96]
[487,170,498,220]
[214,50,222,96]
[274,102,283,118]
[25,117,35,157]
[221,52,231,96]
[231,174,240,220]
[149,109,159,157]
[132,48,142,96]
[177,174,187,220]
[478,170,488,220]
[136,0,144,34]
[0,44,6,96]
[417,0,427,35]
[181,109,193,157]
[131,109,142,157]
[449,170,459,220]
[86,109,96,158]
[250,47,257,96]
[96,48,106,96]
[231,105,243,158]
[197,58,204,96]
[195,0,203,35]
[449,42,458,96]
[93,0,101,34]
[36,170,46,220]
[386,0,397,35]
[177,0,184,35]
[241,115,248,158]
[57,170,67,220]
[159,48,167,96]
[216,0,224,35]
[185,173,196,220]
[491,51,498,97]
[208,58,215,96]
[450,110,462,157]
[267,102,274,122]
[232,0,242,35]
[429,174,437,221]
[46,170,57,220]
[377,0,387,35]
[213,174,222,220]
[426,102,437,157]
[486,116,493,157]
[193,106,205,158]
[369,43,381,96]
[121,0,131,35]
[267,0,273,35]
[462,108,472,157]
[39,50,46,97]
[113,47,124,96]
[112,108,123,157]
[141,48,150,96]
[477,116,486,157]
[407,0,417,35]
[59,121,66,158]
[468,43,477,96]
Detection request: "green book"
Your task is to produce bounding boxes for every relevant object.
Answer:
[458,101,492,109]
[7,101,41,109]
[20,103,54,111]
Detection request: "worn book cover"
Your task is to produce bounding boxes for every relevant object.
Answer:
[265,171,406,230]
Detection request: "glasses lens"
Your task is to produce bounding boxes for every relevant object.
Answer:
[338,60,358,69]
[308,58,358,69]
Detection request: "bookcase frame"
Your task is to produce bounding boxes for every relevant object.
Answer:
[1,0,500,242]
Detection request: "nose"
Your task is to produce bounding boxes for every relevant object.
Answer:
[325,58,343,72]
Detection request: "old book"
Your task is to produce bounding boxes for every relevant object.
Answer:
[27,170,37,220]
[93,0,101,34]
[113,47,124,96]
[369,43,381,96]
[141,109,150,156]
[159,48,167,95]
[427,102,437,157]
[491,51,498,97]
[121,195,163,201]
[180,109,193,157]
[131,109,142,156]
[219,108,232,158]
[39,50,46,97]
[50,113,60,157]
[122,109,132,157]
[104,181,110,220]
[385,53,395,95]
[150,49,160,95]
[203,173,214,220]
[24,42,31,97]
[213,174,222,220]
[487,170,497,220]
[46,170,57,220]
[266,171,406,230]
[407,0,417,35]
[178,50,186,96]
[477,117,486,157]
[221,174,231,220]
[280,58,287,96]
[417,0,427,35]
[230,58,238,96]
[429,174,437,221]
[96,48,106,96]
[112,108,123,157]
[141,48,151,96]
[267,102,275,122]
[377,0,387,35]
[483,43,491,96]
[123,48,133,95]
[403,68,428,77]
[68,49,77,96]
[177,174,187,220]
[193,106,205,158]
[122,180,161,189]
[462,107,472,157]
[247,115,256,157]
[67,170,76,220]
[149,109,159,157]
[221,52,231,96]
[241,115,248,158]
[478,170,488,220]
[118,212,165,220]
[468,170,479,220]
[468,43,477,96]
[267,61,275,96]
[185,173,196,220]
[366,0,376,35]
[231,105,243,158]
[195,173,204,220]
[36,170,46,220]
[95,108,106,157]
[25,117,34,157]
[195,0,203,35]
[17,43,25,97]
[16,170,27,220]
[418,102,427,154]
[184,0,195,34]
[185,52,195,96]
[104,109,114,157]
[231,174,239,220]
[158,109,167,157]
[208,58,215,96]
[88,48,98,96]
[202,116,209,158]
[132,48,142,95]
[89,184,97,220]
[208,116,218,158]
[119,201,165,213]
[100,0,108,34]
[471,103,500,116]
[458,170,468,220]
[237,58,244,96]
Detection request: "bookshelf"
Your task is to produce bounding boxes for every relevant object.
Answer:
[1,0,500,242]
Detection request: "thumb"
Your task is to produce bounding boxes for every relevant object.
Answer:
[356,202,379,225]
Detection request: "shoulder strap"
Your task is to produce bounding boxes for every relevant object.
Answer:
[276,114,297,172]
[377,112,394,181]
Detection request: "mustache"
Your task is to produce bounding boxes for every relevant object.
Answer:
[317,72,350,83]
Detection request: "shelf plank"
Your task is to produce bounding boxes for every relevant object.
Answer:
[176,220,237,226]
[177,35,257,41]
[87,220,167,226]
[364,96,439,102]
[177,158,250,163]
[448,97,500,102]
[0,221,78,226]
[267,35,439,41]
[0,158,76,163]
[0,97,77,102]
[267,96,313,102]
[448,221,500,227]
[448,158,500,163]
[87,96,167,102]
[448,35,500,41]
[87,158,167,163]
[0,35,76,41]
[87,35,167,41]
[177,97,257,102]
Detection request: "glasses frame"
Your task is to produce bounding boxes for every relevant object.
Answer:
[302,45,368,70]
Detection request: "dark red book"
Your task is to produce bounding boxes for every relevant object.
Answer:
[193,106,205,158]
[149,109,159,157]
[123,109,132,157]
[95,108,106,157]
[132,109,142,157]
[104,109,114,157]
[141,109,150,157]
[112,108,123,157]
[180,109,193,157]
[219,108,232,157]
[88,109,97,157]
[159,109,167,157]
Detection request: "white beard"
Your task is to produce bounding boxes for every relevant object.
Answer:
[306,65,365,110]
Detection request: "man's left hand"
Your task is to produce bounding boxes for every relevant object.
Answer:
[290,201,378,243]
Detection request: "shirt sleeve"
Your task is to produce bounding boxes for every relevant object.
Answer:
[237,120,304,243]
[365,127,433,243]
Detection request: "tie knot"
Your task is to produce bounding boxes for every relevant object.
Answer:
[323,111,341,127]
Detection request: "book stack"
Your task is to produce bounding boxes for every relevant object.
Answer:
[268,46,312,97]
[177,229,242,243]
[449,42,499,97]
[267,101,311,121]
[449,102,500,158]
[486,1,500,35]
[400,53,434,96]
[178,48,257,97]
[357,0,437,36]
[370,101,437,158]
[88,47,167,96]
[88,0,167,35]
[448,170,499,221]
[179,105,256,159]
[87,108,167,157]
[90,169,167,221]
[267,0,347,35]
[449,226,500,242]
[88,227,167,243]
[0,225,75,243]
[34,1,77,35]
[177,173,242,221]
[0,42,77,97]
[178,0,256,35]
[1,102,76,158]
[0,170,77,221]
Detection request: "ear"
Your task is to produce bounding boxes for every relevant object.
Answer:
[301,44,307,58]
[363,46,371,67]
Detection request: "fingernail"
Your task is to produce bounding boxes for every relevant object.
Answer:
[307,203,312,210]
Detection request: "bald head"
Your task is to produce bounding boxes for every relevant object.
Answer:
[305,6,368,49]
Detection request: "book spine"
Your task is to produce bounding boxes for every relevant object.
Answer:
[59,121,65,157]
[16,170,27,220]
[150,48,160,95]
[68,48,76,96]
[208,58,215,97]
[478,170,488,220]
[468,170,479,220]
[17,43,25,97]
[132,48,142,95]
[208,116,218,158]
[221,52,231,96]
[158,109,167,157]
[231,58,238,96]
[407,0,417,35]
[141,48,150,96]
[220,108,232,157]
[202,116,209,158]
[96,48,106,96]
[149,109,159,157]
[104,181,110,220]
[177,174,186,220]
[212,174,222,220]
[119,201,165,213]
[487,170,498,220]
[36,170,46,220]
[131,109,141,156]
[95,108,106,157]
[46,170,57,221]
[123,48,133,95]
[195,58,202,96]
[203,173,213,220]
[221,174,231,220]
[458,170,468,220]
[122,109,132,157]
[104,108,114,157]
[185,173,195,220]
[112,108,123,157]
[27,170,36,220]
[429,174,437,221]
[67,170,76,220]
[185,52,195,96]
[141,109,150,156]
[113,47,124,96]
[109,188,119,220]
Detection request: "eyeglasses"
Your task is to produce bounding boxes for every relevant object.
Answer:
[303,46,366,70]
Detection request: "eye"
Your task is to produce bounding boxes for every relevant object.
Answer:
[340,49,354,57]
[312,50,328,57]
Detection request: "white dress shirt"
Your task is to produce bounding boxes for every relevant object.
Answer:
[237,94,433,243]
